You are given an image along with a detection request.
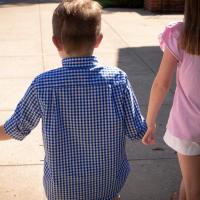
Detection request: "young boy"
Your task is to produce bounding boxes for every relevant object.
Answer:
[0,0,147,199]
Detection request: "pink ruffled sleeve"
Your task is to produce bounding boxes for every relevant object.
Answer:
[159,22,183,61]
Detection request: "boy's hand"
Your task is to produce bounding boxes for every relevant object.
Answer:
[142,125,156,145]
[0,125,12,141]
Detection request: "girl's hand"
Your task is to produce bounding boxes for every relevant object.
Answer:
[142,125,156,145]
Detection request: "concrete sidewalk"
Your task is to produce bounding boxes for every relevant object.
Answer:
[0,1,183,200]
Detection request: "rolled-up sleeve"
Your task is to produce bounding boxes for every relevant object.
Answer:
[4,80,42,140]
[123,79,147,140]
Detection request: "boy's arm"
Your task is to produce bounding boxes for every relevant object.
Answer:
[3,80,42,141]
[142,48,177,145]
[0,125,12,141]
[123,78,147,140]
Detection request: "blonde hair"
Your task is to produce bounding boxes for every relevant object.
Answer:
[52,0,102,53]
[181,0,200,55]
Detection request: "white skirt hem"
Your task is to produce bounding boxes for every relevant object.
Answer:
[164,129,200,156]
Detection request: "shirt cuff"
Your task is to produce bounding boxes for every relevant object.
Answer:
[4,118,26,141]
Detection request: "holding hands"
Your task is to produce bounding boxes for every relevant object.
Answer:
[142,124,156,145]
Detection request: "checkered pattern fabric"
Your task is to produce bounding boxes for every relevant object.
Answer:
[4,56,147,200]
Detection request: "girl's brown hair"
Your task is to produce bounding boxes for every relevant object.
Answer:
[52,0,101,54]
[181,0,200,55]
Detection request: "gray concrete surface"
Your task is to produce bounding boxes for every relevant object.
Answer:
[0,1,183,200]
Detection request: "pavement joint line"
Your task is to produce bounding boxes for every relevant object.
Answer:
[128,157,177,161]
[0,163,43,167]
[139,103,171,107]
[0,39,40,41]
[0,110,14,111]
[0,157,177,167]
[0,54,74,57]
[0,77,35,79]
[38,3,45,72]
[0,55,43,57]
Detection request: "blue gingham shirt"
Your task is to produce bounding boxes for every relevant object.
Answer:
[4,56,147,200]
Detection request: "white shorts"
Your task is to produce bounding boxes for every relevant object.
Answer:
[164,129,200,156]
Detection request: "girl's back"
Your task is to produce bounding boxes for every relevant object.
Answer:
[160,21,200,141]
[142,1,200,199]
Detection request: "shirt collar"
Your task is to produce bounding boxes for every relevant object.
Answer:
[62,56,99,68]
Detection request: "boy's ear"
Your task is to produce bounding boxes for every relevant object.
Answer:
[52,36,64,51]
[95,33,103,48]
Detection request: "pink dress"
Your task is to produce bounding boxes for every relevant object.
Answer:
[160,21,200,142]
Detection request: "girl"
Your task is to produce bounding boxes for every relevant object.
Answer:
[142,0,200,199]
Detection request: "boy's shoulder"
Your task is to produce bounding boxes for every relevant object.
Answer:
[33,67,67,86]
[97,65,127,78]
[32,65,129,88]
[91,65,129,86]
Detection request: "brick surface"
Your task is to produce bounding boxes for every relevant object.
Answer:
[144,0,185,13]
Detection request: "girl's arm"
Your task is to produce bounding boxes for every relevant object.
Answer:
[142,48,178,145]
[0,125,12,141]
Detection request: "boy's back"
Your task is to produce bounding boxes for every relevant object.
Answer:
[5,56,146,199]
[1,1,147,199]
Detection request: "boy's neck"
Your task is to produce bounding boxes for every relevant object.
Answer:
[59,50,94,59]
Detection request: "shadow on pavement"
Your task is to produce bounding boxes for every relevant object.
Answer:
[117,46,162,75]
[117,46,175,107]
